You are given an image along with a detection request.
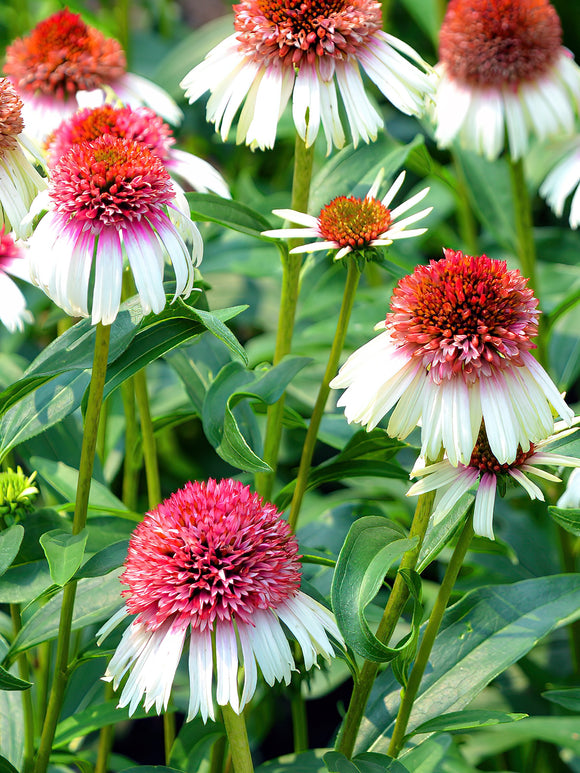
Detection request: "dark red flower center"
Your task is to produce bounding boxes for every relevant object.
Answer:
[470,425,535,472]
[318,195,391,249]
[50,134,174,229]
[0,78,24,156]
[234,0,381,68]
[388,248,539,383]
[439,0,562,87]
[121,479,302,631]
[4,9,126,100]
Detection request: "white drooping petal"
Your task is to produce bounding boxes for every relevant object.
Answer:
[473,473,497,540]
[215,621,240,713]
[188,626,215,722]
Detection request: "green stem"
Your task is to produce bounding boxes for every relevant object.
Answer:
[34,322,111,773]
[387,512,474,758]
[164,712,176,763]
[10,605,34,773]
[209,734,228,773]
[221,704,254,773]
[254,137,315,500]
[134,369,162,508]
[336,484,439,758]
[452,154,478,255]
[121,379,140,512]
[381,0,392,30]
[290,669,309,753]
[95,682,116,773]
[288,260,361,531]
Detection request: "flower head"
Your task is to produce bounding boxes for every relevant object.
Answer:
[27,133,202,325]
[0,228,33,332]
[330,248,574,466]
[45,104,230,198]
[432,0,580,160]
[262,171,431,260]
[180,0,433,153]
[4,9,182,142]
[97,478,342,722]
[408,421,580,539]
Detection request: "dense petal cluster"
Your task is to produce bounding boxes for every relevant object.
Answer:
[330,249,574,466]
[4,9,181,141]
[98,479,342,721]
[181,0,433,152]
[263,171,431,260]
[408,422,580,539]
[432,0,580,160]
[27,134,202,325]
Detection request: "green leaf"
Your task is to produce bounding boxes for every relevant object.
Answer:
[40,528,89,586]
[331,516,417,662]
[256,749,330,773]
[186,192,273,238]
[0,561,52,605]
[170,718,226,773]
[53,701,151,747]
[0,756,19,773]
[324,751,410,773]
[410,710,527,737]
[73,540,129,580]
[399,736,452,773]
[548,506,580,536]
[542,688,580,711]
[460,716,580,761]
[0,525,24,577]
[357,575,580,754]
[0,664,31,691]
[416,494,474,573]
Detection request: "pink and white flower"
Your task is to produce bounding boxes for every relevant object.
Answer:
[408,421,580,540]
[4,9,182,143]
[262,171,431,260]
[27,133,202,325]
[0,228,32,332]
[330,248,574,466]
[431,0,580,160]
[97,478,342,722]
[181,0,433,153]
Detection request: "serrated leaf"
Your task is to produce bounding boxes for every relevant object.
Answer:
[0,525,24,577]
[331,516,417,662]
[0,664,31,691]
[40,528,89,586]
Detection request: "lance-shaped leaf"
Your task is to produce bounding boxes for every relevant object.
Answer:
[0,525,24,577]
[0,665,31,691]
[40,528,89,587]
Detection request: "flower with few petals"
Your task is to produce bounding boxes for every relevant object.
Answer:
[27,133,202,325]
[262,171,431,260]
[180,0,433,153]
[4,9,182,142]
[0,78,46,237]
[539,138,580,229]
[432,0,580,160]
[45,104,230,198]
[408,421,580,540]
[330,248,574,467]
[0,228,32,332]
[97,478,342,722]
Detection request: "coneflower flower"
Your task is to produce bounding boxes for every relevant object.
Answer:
[45,104,230,198]
[330,248,574,466]
[4,9,182,142]
[0,78,46,237]
[0,228,32,332]
[97,478,342,722]
[432,0,580,160]
[262,171,431,260]
[181,0,433,152]
[407,421,580,540]
[27,134,202,325]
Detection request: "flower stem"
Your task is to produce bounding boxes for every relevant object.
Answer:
[335,485,439,758]
[134,368,162,508]
[290,669,309,752]
[10,604,34,773]
[288,259,361,531]
[387,512,475,758]
[121,380,140,512]
[95,682,116,773]
[254,137,315,501]
[221,705,254,773]
[34,322,111,773]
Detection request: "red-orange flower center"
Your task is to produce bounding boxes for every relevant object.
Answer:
[388,248,539,383]
[319,195,391,249]
[439,0,562,87]
[4,9,126,100]
[470,425,535,472]
[121,479,302,631]
[0,79,24,156]
[50,134,174,229]
[234,0,381,68]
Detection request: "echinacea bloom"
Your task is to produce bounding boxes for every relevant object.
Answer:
[432,0,580,160]
[0,228,32,332]
[27,134,202,325]
[330,248,574,467]
[4,9,182,143]
[407,421,580,540]
[0,78,46,237]
[180,0,433,153]
[262,171,431,260]
[539,138,580,229]
[97,478,342,722]
[45,104,230,198]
